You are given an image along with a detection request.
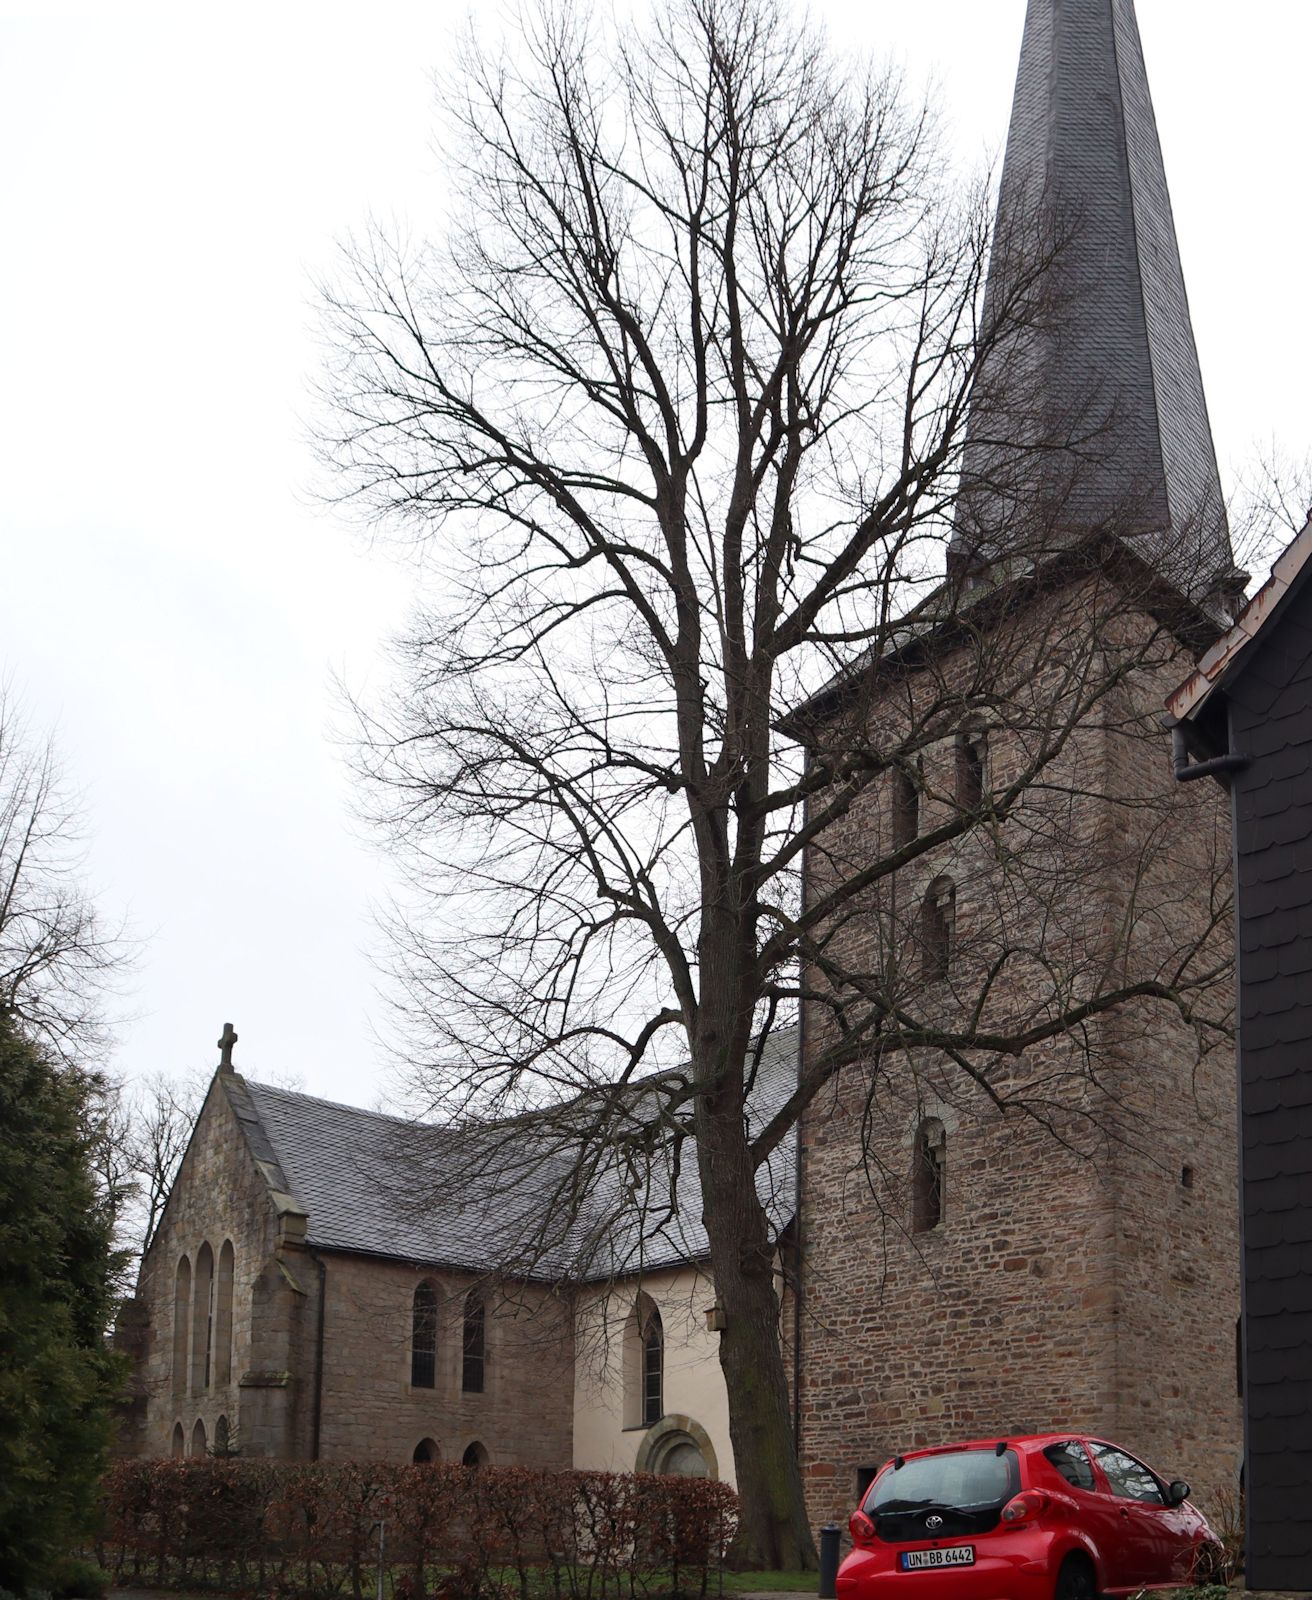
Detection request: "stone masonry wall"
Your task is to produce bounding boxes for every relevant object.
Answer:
[796,579,1239,1527]
[316,1254,573,1469]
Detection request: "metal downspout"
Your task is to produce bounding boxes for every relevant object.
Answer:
[309,1248,327,1460]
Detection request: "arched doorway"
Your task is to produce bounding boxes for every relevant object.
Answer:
[461,1440,489,1467]
[413,1438,440,1463]
[191,1417,208,1457]
[634,1414,718,1480]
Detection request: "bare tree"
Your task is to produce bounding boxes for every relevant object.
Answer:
[93,1070,204,1284]
[318,0,1234,1565]
[0,688,126,1057]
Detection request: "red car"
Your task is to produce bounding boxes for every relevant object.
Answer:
[836,1432,1224,1600]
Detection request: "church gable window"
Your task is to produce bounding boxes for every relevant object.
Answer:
[215,1240,235,1386]
[192,1242,214,1393]
[920,877,955,980]
[912,1117,947,1232]
[462,1292,486,1394]
[411,1282,438,1389]
[172,1255,191,1397]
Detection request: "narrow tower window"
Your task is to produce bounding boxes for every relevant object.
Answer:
[462,1293,486,1394]
[891,762,919,849]
[920,878,955,980]
[913,1118,947,1232]
[955,726,987,811]
[411,1283,437,1389]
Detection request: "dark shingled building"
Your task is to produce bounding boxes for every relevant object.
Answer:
[1169,515,1312,1594]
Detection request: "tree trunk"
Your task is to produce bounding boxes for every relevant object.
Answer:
[698,1074,817,1571]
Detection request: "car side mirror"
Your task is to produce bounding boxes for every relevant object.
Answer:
[1166,1480,1190,1506]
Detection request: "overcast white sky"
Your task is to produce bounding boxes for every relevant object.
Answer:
[1,2,1308,1110]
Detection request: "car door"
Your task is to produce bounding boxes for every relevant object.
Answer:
[1048,1440,1137,1593]
[1087,1442,1183,1588]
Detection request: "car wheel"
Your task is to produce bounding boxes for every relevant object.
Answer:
[1053,1555,1098,1600]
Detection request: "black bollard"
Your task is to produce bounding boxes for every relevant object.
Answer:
[818,1523,841,1600]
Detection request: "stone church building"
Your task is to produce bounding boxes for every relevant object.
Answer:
[121,0,1249,1527]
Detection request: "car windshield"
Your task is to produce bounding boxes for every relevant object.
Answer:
[867,1449,1018,1515]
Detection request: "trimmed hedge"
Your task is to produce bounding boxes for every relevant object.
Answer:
[99,1459,738,1600]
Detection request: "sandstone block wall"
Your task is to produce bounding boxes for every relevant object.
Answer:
[315,1253,573,1468]
[796,582,1240,1526]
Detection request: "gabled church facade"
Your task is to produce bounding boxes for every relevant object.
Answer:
[123,0,1247,1531]
[118,1028,796,1483]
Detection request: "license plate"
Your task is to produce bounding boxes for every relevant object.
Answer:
[900,1547,975,1570]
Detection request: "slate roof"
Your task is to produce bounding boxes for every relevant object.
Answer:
[228,1028,797,1283]
[955,0,1235,605]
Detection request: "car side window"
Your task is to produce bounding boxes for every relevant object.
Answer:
[1089,1443,1166,1504]
[1044,1440,1096,1491]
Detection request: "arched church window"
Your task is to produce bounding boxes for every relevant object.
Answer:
[172,1255,191,1397]
[462,1440,490,1467]
[891,761,920,849]
[192,1242,214,1392]
[413,1437,440,1464]
[462,1293,485,1394]
[411,1282,438,1389]
[215,1240,235,1386]
[912,1118,946,1232]
[171,1421,185,1458]
[214,1414,231,1456]
[191,1417,208,1457]
[920,877,955,980]
[955,725,987,811]
[642,1306,664,1426]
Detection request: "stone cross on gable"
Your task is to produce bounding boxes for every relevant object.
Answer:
[217,1022,238,1072]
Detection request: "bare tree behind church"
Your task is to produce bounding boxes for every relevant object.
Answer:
[319,0,1240,1567]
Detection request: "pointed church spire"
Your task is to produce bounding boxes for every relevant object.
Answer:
[957,0,1239,610]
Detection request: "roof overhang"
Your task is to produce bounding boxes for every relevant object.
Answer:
[1166,514,1312,730]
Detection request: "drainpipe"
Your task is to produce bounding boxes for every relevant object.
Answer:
[309,1248,327,1460]
[1171,725,1248,783]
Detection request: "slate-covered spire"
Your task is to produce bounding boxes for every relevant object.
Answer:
[956,0,1239,609]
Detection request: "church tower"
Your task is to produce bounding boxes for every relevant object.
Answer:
[795,0,1241,1526]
